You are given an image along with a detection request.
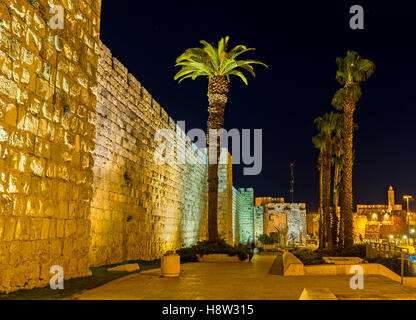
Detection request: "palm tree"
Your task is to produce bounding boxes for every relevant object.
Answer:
[332,51,375,248]
[313,132,326,248]
[314,113,337,247]
[174,36,268,242]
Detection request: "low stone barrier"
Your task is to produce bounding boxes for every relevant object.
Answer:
[299,288,338,300]
[305,263,402,282]
[282,252,305,276]
[197,254,249,263]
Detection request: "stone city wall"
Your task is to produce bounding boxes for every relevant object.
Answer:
[90,42,234,266]
[232,186,240,245]
[0,0,240,293]
[217,149,233,244]
[0,0,102,293]
[237,188,254,244]
[254,206,263,243]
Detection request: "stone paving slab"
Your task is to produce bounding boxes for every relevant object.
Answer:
[71,255,416,300]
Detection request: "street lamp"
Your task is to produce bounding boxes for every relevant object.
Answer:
[403,195,413,213]
[403,195,413,245]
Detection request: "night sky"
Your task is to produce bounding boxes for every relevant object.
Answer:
[100,0,416,211]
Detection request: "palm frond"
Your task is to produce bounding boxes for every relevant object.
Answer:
[174,36,268,84]
[228,69,249,85]
[331,88,345,110]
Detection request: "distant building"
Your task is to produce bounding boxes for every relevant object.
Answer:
[266,202,307,245]
[233,189,264,245]
[306,212,320,239]
[354,186,412,241]
[255,197,284,207]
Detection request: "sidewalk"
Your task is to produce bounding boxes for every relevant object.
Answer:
[71,254,416,300]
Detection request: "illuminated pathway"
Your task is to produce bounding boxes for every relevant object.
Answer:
[71,255,416,300]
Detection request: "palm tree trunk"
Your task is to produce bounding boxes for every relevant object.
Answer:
[342,101,355,248]
[333,137,342,210]
[333,164,340,246]
[339,178,344,247]
[323,135,333,247]
[207,77,228,242]
[332,139,341,246]
[318,155,324,249]
[207,106,225,242]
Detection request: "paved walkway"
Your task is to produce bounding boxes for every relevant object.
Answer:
[71,254,416,300]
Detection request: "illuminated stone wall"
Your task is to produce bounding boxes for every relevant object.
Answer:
[286,203,306,243]
[217,149,233,244]
[306,212,320,238]
[0,0,236,293]
[232,187,240,245]
[254,206,263,243]
[238,188,254,244]
[353,215,367,241]
[0,0,102,293]
[267,203,307,244]
[90,42,215,265]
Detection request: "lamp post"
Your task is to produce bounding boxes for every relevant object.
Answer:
[403,195,413,245]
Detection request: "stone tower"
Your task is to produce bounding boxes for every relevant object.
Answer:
[388,186,395,212]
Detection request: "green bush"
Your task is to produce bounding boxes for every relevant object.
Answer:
[177,240,250,262]
[289,244,367,265]
[258,234,274,245]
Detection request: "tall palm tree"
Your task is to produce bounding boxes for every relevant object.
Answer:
[313,132,326,248]
[174,36,268,242]
[332,51,375,248]
[314,113,337,247]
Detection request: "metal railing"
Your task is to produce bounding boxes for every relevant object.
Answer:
[365,240,411,257]
[398,253,416,285]
[366,241,416,284]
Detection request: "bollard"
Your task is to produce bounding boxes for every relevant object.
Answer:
[161,252,180,278]
[401,252,404,285]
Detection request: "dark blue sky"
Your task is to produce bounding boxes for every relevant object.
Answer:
[100,0,416,211]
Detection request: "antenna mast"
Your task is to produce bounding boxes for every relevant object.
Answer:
[290,163,295,203]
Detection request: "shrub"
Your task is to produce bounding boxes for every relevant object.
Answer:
[258,234,274,245]
[177,240,250,262]
[289,244,368,265]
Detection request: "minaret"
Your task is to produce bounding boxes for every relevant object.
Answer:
[388,186,395,212]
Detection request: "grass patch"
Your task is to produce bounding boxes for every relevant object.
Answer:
[290,245,367,265]
[0,260,160,300]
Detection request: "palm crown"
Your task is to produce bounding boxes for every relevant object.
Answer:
[314,113,338,137]
[174,36,268,85]
[332,51,375,110]
[312,132,326,152]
